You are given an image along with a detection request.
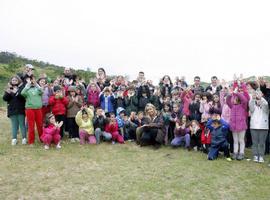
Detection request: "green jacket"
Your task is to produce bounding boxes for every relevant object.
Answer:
[21,84,43,109]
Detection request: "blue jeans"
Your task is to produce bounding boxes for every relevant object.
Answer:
[10,114,26,139]
[95,128,112,144]
[171,134,190,147]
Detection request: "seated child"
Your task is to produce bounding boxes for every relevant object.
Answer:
[189,120,202,151]
[41,113,62,150]
[207,113,231,160]
[105,112,124,144]
[93,107,112,144]
[75,106,96,145]
[171,115,191,149]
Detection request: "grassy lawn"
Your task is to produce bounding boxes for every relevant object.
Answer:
[0,108,270,200]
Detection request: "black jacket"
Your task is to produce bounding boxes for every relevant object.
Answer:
[3,86,25,117]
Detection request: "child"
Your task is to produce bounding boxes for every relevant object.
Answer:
[75,106,96,145]
[86,82,101,108]
[49,85,69,138]
[21,77,43,145]
[66,86,83,142]
[100,87,115,114]
[93,107,112,144]
[3,76,27,145]
[41,113,62,150]
[201,123,211,154]
[249,91,269,163]
[171,115,191,149]
[189,120,202,151]
[116,107,126,138]
[168,103,182,142]
[199,92,212,123]
[189,93,201,122]
[38,77,53,121]
[124,86,138,116]
[226,87,248,160]
[105,112,124,144]
[161,103,171,145]
[207,114,231,161]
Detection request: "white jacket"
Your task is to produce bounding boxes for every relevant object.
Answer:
[249,98,269,130]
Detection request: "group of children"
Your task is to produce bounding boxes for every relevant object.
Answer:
[3,64,270,166]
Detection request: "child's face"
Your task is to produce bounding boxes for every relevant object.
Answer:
[110,115,116,122]
[173,105,179,113]
[39,79,46,86]
[70,91,76,97]
[164,105,170,112]
[82,113,88,120]
[49,116,56,124]
[195,95,201,102]
[96,109,103,116]
[202,96,207,101]
[138,113,143,120]
[213,95,219,103]
[191,121,197,128]
[11,77,19,85]
[120,112,125,118]
[182,116,187,123]
[90,84,96,90]
[104,91,110,96]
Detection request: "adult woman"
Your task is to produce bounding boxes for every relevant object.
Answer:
[136,103,165,148]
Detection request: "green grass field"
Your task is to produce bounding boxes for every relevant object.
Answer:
[0,109,270,200]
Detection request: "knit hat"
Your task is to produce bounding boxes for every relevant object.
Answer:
[53,85,61,92]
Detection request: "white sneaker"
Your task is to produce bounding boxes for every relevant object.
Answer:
[258,156,264,163]
[56,143,61,149]
[253,156,259,162]
[75,138,80,142]
[22,138,27,145]
[112,141,116,145]
[70,138,76,143]
[44,145,49,150]
[11,139,17,146]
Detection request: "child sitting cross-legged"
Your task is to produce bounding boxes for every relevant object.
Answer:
[207,110,231,161]
[41,113,62,150]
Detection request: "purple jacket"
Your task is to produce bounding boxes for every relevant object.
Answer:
[226,93,248,132]
[42,86,53,106]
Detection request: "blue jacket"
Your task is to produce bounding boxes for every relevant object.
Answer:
[100,94,115,113]
[206,119,229,147]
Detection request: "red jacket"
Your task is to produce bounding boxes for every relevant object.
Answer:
[49,95,69,115]
[200,123,211,145]
[105,122,119,133]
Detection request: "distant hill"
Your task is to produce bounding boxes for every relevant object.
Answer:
[0,51,96,106]
[0,52,96,81]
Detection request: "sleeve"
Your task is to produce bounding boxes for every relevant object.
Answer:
[249,99,256,113]
[3,91,13,102]
[206,119,214,131]
[86,108,94,120]
[21,84,31,97]
[67,97,74,109]
[261,97,269,113]
[226,95,232,109]
[75,110,83,126]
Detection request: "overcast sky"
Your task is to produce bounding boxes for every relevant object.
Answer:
[1,0,270,84]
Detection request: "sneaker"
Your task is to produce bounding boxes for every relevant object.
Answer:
[112,141,116,145]
[226,157,232,162]
[22,138,27,145]
[258,156,264,163]
[75,138,80,142]
[11,139,17,146]
[237,153,244,160]
[193,146,198,151]
[44,145,49,150]
[56,143,61,149]
[232,153,238,160]
[253,156,259,162]
[70,138,76,143]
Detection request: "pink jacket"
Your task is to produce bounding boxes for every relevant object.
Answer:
[41,125,60,139]
[227,93,248,132]
[220,90,231,123]
[180,90,193,116]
